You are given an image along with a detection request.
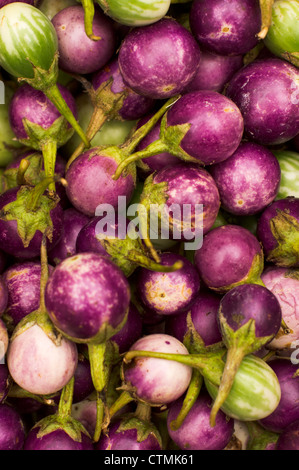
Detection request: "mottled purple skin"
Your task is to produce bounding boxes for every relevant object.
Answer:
[65,149,135,217]
[0,404,25,450]
[48,208,90,266]
[52,5,117,75]
[167,392,234,450]
[3,261,54,327]
[75,217,109,257]
[0,187,64,259]
[0,276,8,315]
[137,252,200,316]
[123,333,192,405]
[259,359,299,433]
[219,284,282,339]
[24,426,94,450]
[226,58,299,146]
[9,83,77,139]
[210,142,281,216]
[0,365,10,404]
[166,91,244,165]
[194,225,263,290]
[165,291,222,346]
[151,163,220,237]
[256,197,299,265]
[182,49,243,94]
[118,17,201,99]
[0,318,8,361]
[134,114,179,175]
[275,420,299,450]
[190,0,261,56]
[45,252,131,342]
[95,418,162,451]
[261,266,299,350]
[92,58,156,121]
[7,323,78,395]
[110,302,143,354]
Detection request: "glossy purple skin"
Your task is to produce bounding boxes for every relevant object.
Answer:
[118,17,201,99]
[0,276,8,315]
[194,225,263,290]
[209,142,281,216]
[65,149,135,217]
[0,365,10,404]
[182,49,243,94]
[166,91,244,165]
[123,333,192,405]
[167,392,234,450]
[152,163,220,237]
[92,58,156,121]
[261,266,299,350]
[3,261,53,327]
[52,5,117,75]
[137,252,200,316]
[259,359,299,433]
[0,187,63,259]
[110,302,143,354]
[95,418,162,451]
[134,114,179,174]
[275,420,299,450]
[24,426,94,450]
[190,0,261,56]
[48,208,90,266]
[0,404,25,450]
[256,197,299,264]
[45,252,131,341]
[226,58,299,146]
[219,283,282,339]
[9,83,77,140]
[165,290,222,346]
[75,217,109,257]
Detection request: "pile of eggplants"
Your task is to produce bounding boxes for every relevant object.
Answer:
[0,0,298,452]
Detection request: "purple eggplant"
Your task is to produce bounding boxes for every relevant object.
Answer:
[136,252,200,317]
[0,186,64,259]
[189,0,261,56]
[182,49,243,94]
[122,333,192,406]
[209,142,281,216]
[114,91,244,177]
[2,261,54,328]
[256,196,299,267]
[24,378,94,450]
[275,420,299,450]
[52,5,117,75]
[0,0,36,5]
[194,224,264,293]
[209,283,282,426]
[165,290,222,347]
[167,392,234,450]
[259,358,299,433]
[0,403,25,450]
[261,266,299,350]
[110,302,143,354]
[226,58,299,146]
[118,17,201,99]
[48,208,90,266]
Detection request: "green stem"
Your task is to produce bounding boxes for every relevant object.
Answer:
[44,84,90,149]
[93,393,105,442]
[81,0,101,40]
[108,390,135,421]
[113,138,170,180]
[254,277,267,287]
[169,369,203,431]
[39,232,49,311]
[258,0,275,39]
[25,176,55,211]
[58,376,75,419]
[17,159,30,186]
[129,249,183,272]
[135,402,152,422]
[41,139,57,193]
[209,346,245,427]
